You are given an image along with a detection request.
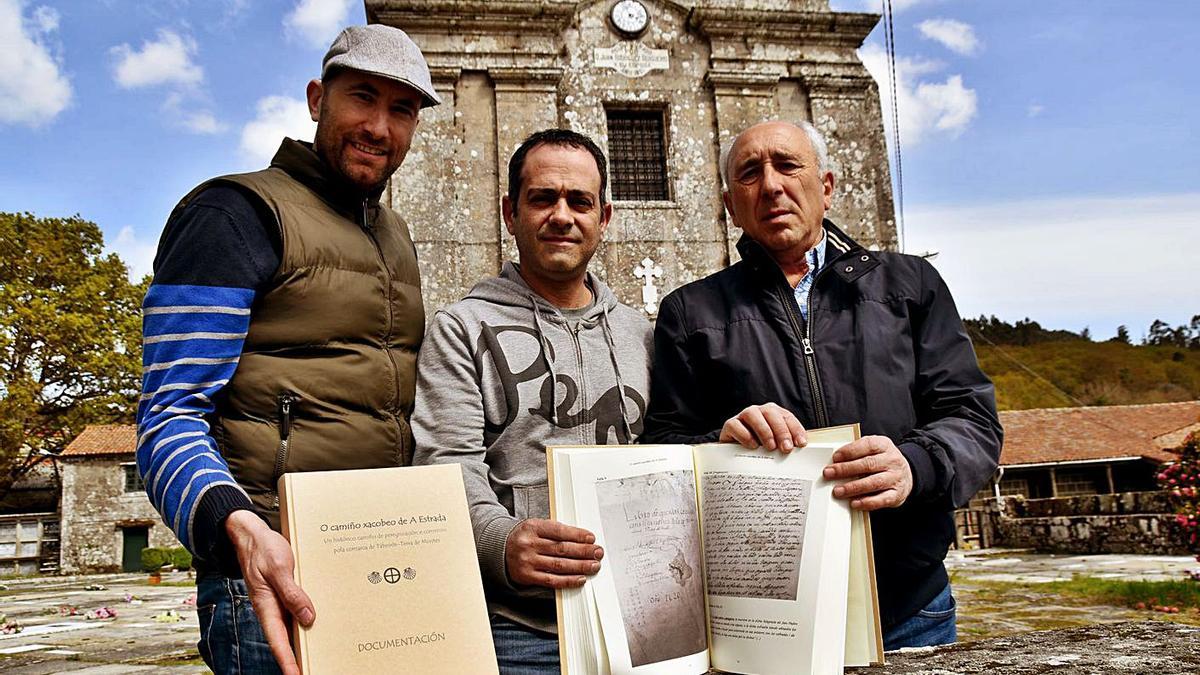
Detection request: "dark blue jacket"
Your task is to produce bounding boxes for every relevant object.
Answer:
[642,220,1003,628]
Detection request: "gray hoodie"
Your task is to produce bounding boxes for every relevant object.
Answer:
[411,262,653,633]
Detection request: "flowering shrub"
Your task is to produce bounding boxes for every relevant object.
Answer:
[1160,431,1200,576]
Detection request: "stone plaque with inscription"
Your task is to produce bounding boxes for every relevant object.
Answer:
[593,41,669,77]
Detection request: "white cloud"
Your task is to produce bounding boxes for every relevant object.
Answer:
[111,29,203,89]
[180,111,224,134]
[29,4,55,31]
[111,29,227,135]
[0,0,72,127]
[162,92,226,135]
[240,96,316,166]
[917,18,980,56]
[859,43,977,146]
[1027,103,1044,118]
[284,0,356,49]
[109,225,158,281]
[905,193,1200,339]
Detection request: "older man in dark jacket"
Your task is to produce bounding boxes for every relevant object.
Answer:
[642,120,1002,649]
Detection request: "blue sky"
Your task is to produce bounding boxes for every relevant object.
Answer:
[2,0,1197,341]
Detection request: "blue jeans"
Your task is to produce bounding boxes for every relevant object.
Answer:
[490,614,560,674]
[196,573,282,675]
[884,582,957,650]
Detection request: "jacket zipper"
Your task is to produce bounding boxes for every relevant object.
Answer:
[361,199,405,457]
[802,269,830,429]
[272,392,297,508]
[774,269,831,429]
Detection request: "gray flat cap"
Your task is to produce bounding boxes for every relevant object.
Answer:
[322,24,441,108]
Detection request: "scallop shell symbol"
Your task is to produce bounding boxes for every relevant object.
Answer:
[403,567,416,580]
[368,571,383,584]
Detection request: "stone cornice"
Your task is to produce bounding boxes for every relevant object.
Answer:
[687,9,879,48]
[706,68,780,91]
[792,62,877,97]
[368,1,576,35]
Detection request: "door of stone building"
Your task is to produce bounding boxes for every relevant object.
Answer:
[121,526,149,572]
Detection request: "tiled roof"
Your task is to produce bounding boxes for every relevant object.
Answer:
[60,424,136,457]
[998,401,1200,467]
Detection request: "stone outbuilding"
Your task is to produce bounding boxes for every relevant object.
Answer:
[367,0,896,315]
[0,458,60,575]
[58,424,179,573]
[956,401,1198,552]
[988,401,1198,501]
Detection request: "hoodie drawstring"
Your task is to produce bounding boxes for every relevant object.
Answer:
[530,298,559,425]
[600,303,634,441]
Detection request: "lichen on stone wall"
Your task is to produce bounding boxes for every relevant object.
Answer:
[376,0,896,315]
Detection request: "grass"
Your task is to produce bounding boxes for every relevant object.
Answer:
[1037,576,1200,610]
[955,574,1200,639]
[153,580,196,587]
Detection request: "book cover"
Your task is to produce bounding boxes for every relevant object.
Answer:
[279,464,497,675]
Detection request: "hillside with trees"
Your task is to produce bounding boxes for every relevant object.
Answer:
[966,316,1200,411]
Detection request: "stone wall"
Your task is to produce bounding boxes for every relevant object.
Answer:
[368,0,896,316]
[59,458,178,574]
[982,492,1190,556]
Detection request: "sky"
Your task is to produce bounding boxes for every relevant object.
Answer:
[1,0,1197,342]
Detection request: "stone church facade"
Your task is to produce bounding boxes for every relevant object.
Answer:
[367,0,896,315]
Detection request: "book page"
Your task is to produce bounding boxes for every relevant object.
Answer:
[844,509,883,666]
[804,424,883,666]
[702,473,811,601]
[694,443,850,675]
[550,451,608,675]
[558,445,711,675]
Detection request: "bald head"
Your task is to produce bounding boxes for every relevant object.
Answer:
[721,120,830,189]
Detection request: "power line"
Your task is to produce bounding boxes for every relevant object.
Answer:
[881,0,906,252]
[965,325,1161,443]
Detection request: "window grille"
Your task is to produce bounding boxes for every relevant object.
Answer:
[1055,470,1096,497]
[123,463,145,493]
[998,477,1030,498]
[606,108,669,201]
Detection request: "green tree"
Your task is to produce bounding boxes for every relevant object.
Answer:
[0,212,148,496]
[1110,325,1131,344]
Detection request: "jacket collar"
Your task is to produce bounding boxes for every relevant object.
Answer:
[735,218,882,285]
[268,138,386,221]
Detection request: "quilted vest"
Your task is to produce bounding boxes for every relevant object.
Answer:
[178,140,425,530]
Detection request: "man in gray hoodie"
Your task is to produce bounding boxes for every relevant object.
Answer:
[412,129,653,673]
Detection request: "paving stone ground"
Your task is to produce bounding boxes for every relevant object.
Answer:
[0,550,1196,672]
[946,549,1200,640]
[0,571,205,674]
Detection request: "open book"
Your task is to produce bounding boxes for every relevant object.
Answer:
[549,425,883,675]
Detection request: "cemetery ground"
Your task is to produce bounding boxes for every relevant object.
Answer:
[0,550,1197,674]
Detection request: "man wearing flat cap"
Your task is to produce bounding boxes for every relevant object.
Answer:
[136,24,440,674]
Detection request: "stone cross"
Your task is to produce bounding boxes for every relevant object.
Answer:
[633,257,663,316]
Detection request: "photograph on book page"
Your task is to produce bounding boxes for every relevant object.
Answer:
[596,468,708,667]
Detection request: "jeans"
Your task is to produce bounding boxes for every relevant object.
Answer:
[490,614,560,674]
[196,573,282,675]
[883,582,957,650]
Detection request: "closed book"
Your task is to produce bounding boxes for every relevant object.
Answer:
[279,464,498,674]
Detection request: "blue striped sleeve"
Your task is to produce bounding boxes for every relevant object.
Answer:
[137,283,256,554]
